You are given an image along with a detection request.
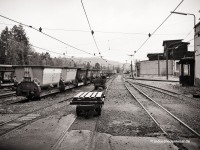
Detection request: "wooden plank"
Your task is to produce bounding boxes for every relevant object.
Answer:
[74,92,84,98]
[85,92,93,98]
[80,92,88,98]
[91,92,97,98]
[96,92,103,98]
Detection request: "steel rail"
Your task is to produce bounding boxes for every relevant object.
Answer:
[0,91,16,99]
[88,74,117,150]
[132,81,181,95]
[127,80,200,138]
[0,96,75,136]
[51,75,116,150]
[122,78,167,135]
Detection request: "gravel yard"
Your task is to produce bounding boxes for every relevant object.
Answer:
[0,75,199,150]
[128,79,200,134]
[97,75,162,136]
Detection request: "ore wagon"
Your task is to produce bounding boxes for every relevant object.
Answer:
[14,65,63,98]
[91,69,100,82]
[93,75,107,90]
[86,69,92,84]
[60,67,78,91]
[0,65,15,88]
[76,68,88,86]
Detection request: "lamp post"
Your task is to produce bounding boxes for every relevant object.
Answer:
[128,55,134,79]
[171,11,196,54]
[128,51,136,79]
[171,11,196,27]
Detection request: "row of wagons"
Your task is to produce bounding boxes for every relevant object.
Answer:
[0,65,116,98]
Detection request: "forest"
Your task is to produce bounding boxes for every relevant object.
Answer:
[0,24,121,71]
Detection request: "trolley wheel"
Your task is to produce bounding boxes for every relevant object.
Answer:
[96,106,102,116]
[76,106,82,116]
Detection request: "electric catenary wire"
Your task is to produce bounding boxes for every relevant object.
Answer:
[135,0,184,54]
[80,0,102,57]
[0,14,93,56]
[1,22,190,36]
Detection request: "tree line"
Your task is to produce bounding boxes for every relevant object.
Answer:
[0,25,103,69]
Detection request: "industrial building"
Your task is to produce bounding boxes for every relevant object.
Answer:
[136,39,194,77]
[195,22,200,86]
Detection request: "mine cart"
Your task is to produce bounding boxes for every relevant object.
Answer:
[93,76,106,90]
[70,92,105,117]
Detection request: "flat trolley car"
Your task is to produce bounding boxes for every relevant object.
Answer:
[70,91,105,116]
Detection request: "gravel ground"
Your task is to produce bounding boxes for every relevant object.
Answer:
[97,75,162,136]
[1,76,199,149]
[127,79,200,135]
[0,84,94,125]
[0,85,93,113]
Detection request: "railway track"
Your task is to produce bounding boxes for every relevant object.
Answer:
[123,79,200,149]
[126,80,192,98]
[0,91,15,99]
[0,75,116,139]
[0,83,92,106]
[51,75,116,150]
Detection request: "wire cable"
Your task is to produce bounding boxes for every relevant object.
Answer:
[135,0,184,53]
[1,22,189,36]
[184,28,193,40]
[0,14,93,56]
[80,0,102,57]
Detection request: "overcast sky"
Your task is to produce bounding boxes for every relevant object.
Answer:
[0,0,199,63]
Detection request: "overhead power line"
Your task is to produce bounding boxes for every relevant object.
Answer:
[135,0,184,53]
[0,22,189,36]
[184,28,193,39]
[81,0,102,57]
[0,14,93,56]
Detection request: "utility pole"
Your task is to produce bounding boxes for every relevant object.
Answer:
[158,54,160,76]
[166,50,168,80]
[129,54,134,79]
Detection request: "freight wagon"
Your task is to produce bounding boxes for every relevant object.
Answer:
[60,67,78,91]
[0,65,15,88]
[13,65,114,99]
[91,69,100,82]
[76,68,87,86]
[14,65,63,98]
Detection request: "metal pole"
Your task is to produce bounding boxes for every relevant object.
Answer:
[166,49,168,80]
[158,55,160,76]
[131,59,133,79]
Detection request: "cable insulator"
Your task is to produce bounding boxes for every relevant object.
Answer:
[39,27,42,32]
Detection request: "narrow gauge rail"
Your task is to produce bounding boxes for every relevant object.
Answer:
[0,75,116,137]
[123,79,200,147]
[0,91,15,99]
[51,75,116,150]
[127,80,190,98]
[126,80,200,111]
